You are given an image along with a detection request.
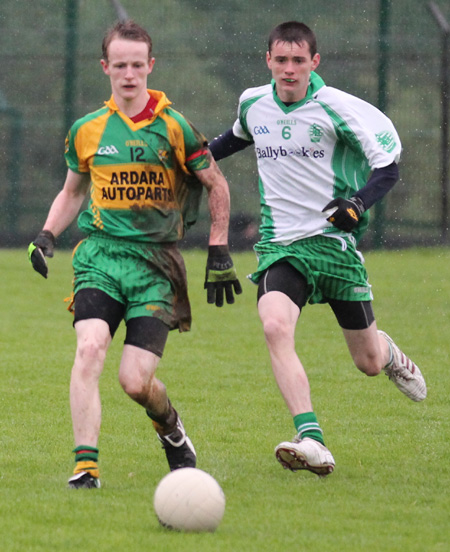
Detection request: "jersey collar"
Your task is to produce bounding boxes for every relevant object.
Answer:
[272,71,326,113]
[104,89,172,120]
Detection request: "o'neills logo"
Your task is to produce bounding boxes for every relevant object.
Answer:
[256,145,325,160]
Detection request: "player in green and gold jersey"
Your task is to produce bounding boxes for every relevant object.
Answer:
[28,20,241,489]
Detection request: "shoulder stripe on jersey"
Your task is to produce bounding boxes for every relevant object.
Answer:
[314,99,370,201]
[314,99,365,157]
[239,94,267,137]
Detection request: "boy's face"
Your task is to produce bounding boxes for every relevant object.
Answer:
[101,38,155,103]
[267,40,320,103]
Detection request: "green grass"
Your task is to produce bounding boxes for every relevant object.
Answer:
[1,247,449,551]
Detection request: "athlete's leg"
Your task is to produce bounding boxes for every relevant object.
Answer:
[260,292,336,474]
[341,322,389,376]
[119,316,170,418]
[70,289,124,447]
[332,300,426,401]
[329,299,389,375]
[68,288,124,488]
[118,344,168,413]
[258,291,311,414]
[259,262,335,475]
[71,318,112,447]
[119,317,196,470]
[257,262,312,414]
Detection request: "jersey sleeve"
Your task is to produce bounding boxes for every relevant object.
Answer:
[167,109,210,172]
[233,118,251,141]
[233,90,251,140]
[64,122,88,174]
[232,84,271,141]
[317,87,402,169]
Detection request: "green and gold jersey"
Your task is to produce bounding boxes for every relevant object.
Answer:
[65,90,209,243]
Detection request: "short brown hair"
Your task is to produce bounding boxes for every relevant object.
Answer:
[102,20,153,61]
[268,21,317,57]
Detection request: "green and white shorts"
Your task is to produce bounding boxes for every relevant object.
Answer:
[250,234,373,305]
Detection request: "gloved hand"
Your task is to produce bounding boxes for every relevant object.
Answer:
[204,245,242,307]
[28,230,55,278]
[322,196,365,232]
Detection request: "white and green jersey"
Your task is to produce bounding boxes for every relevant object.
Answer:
[232,72,401,245]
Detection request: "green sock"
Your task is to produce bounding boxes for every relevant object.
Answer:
[293,412,325,445]
[73,445,99,463]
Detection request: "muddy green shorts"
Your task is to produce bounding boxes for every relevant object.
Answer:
[72,234,192,331]
[251,234,373,304]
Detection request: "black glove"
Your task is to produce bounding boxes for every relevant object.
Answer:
[28,230,56,278]
[204,245,242,307]
[322,196,365,232]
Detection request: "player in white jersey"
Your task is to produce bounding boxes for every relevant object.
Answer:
[209,21,426,476]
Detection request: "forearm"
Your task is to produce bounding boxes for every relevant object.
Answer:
[209,128,252,161]
[198,155,242,307]
[194,157,230,245]
[42,171,90,237]
[207,178,230,245]
[29,171,89,278]
[323,162,399,232]
[355,161,399,209]
[42,188,84,237]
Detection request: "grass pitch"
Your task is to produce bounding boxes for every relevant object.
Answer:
[0,247,449,551]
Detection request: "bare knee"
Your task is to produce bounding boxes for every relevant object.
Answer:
[119,346,161,406]
[119,366,161,407]
[261,316,293,346]
[77,338,107,362]
[73,336,109,380]
[120,379,146,402]
[120,370,147,402]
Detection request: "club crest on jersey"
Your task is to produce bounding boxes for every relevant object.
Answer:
[97,145,119,155]
[376,131,396,153]
[158,149,169,163]
[309,123,324,143]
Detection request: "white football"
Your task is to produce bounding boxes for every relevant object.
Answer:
[153,467,226,532]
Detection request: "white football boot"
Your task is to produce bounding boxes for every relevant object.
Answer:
[378,331,427,402]
[275,437,335,476]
